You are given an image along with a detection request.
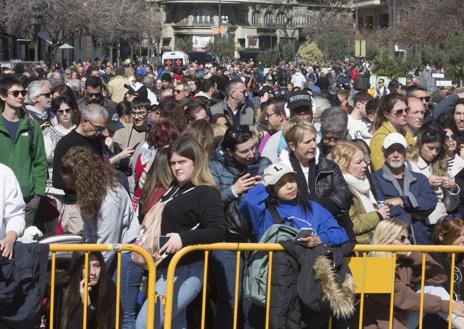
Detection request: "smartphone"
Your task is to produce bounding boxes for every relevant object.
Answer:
[246,164,260,177]
[158,235,170,249]
[295,228,315,240]
[131,142,140,150]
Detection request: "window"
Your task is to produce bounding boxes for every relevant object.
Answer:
[276,12,286,26]
[252,10,261,25]
[264,11,274,26]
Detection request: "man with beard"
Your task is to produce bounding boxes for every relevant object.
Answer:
[372,132,437,244]
[78,76,118,122]
[25,80,54,128]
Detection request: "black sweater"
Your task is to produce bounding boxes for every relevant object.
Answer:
[161,183,225,246]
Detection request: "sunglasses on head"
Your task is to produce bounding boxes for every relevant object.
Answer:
[226,126,250,141]
[442,214,463,222]
[8,90,27,97]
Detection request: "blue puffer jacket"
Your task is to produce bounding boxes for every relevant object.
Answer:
[239,183,349,245]
[209,147,272,206]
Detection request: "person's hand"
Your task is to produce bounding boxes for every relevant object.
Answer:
[441,176,456,189]
[231,173,258,195]
[385,197,404,208]
[298,235,321,248]
[79,278,91,306]
[429,175,444,187]
[117,147,135,160]
[104,136,114,149]
[159,233,183,255]
[376,205,390,220]
[452,301,464,316]
[457,92,464,99]
[0,232,17,260]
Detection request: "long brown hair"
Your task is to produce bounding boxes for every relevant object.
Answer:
[375,93,408,129]
[411,124,448,177]
[60,146,118,215]
[60,252,116,329]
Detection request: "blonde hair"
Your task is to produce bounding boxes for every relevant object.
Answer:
[329,141,364,173]
[284,121,317,147]
[370,219,408,257]
[169,136,216,187]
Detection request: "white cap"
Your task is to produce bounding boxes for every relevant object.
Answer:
[263,163,296,186]
[383,132,408,150]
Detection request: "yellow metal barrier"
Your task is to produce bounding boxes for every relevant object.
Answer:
[163,243,464,329]
[48,244,156,329]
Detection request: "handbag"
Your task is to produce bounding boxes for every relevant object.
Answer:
[132,186,195,267]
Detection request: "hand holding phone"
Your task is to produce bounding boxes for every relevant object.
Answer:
[246,164,260,177]
[295,228,315,241]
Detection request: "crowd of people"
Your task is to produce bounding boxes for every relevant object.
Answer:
[1,57,464,329]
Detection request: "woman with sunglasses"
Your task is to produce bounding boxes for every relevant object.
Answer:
[43,95,76,210]
[208,126,271,329]
[370,93,415,171]
[362,219,464,329]
[409,124,460,231]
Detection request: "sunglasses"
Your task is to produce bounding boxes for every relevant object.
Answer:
[8,90,27,97]
[445,134,456,141]
[174,89,184,94]
[87,92,102,98]
[391,107,410,116]
[226,127,251,141]
[40,92,51,98]
[418,96,431,102]
[442,214,463,222]
[57,108,71,115]
[396,234,412,243]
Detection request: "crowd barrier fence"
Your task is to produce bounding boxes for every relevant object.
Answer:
[164,243,464,329]
[48,244,156,329]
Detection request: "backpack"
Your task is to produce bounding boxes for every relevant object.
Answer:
[242,224,298,306]
[131,186,195,267]
[224,197,249,242]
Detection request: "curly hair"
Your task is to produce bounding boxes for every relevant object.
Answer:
[61,146,118,216]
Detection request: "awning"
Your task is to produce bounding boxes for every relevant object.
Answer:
[37,31,52,45]
[59,43,74,49]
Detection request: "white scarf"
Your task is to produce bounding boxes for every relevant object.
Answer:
[343,173,377,212]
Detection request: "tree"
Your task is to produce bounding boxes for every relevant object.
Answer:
[280,43,296,63]
[212,34,235,61]
[297,41,323,63]
[174,36,193,53]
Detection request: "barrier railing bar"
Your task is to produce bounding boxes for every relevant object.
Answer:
[83,252,89,329]
[201,251,209,329]
[265,251,273,329]
[388,253,397,329]
[115,251,122,329]
[48,244,156,329]
[358,251,367,329]
[418,253,426,329]
[233,251,241,329]
[49,252,56,329]
[448,253,456,329]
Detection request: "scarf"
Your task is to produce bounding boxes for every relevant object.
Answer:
[343,173,376,212]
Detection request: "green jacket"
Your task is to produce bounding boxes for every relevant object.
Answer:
[0,106,47,198]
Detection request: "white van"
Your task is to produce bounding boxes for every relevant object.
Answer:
[161,51,189,68]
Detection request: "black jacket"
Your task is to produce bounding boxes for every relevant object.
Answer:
[0,242,49,328]
[269,242,354,329]
[289,152,354,241]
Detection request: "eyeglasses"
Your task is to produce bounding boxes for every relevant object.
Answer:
[40,92,51,98]
[85,119,105,132]
[396,234,412,243]
[418,96,431,103]
[234,89,247,95]
[57,108,71,115]
[8,90,27,97]
[391,107,410,116]
[445,134,456,141]
[174,89,184,94]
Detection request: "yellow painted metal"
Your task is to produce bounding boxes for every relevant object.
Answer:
[83,252,89,329]
[48,244,156,329]
[418,253,426,329]
[357,252,367,329]
[448,253,456,329]
[388,253,397,329]
[233,251,241,329]
[49,252,56,329]
[162,243,464,329]
[265,251,273,329]
[115,251,122,329]
[201,251,209,329]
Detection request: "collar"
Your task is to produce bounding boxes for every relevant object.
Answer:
[414,157,429,171]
